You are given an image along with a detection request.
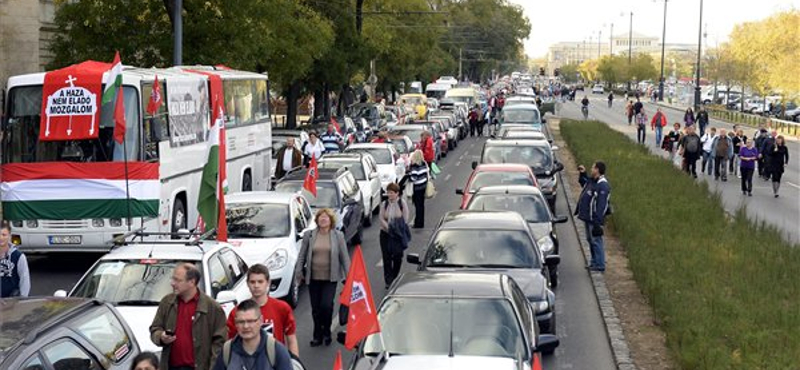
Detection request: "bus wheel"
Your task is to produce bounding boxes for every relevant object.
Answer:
[171,198,187,236]
[242,172,253,192]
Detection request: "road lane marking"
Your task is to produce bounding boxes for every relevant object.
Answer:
[455,161,461,167]
[788,182,800,190]
[444,174,451,181]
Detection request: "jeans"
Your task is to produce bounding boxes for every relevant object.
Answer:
[741,167,754,193]
[308,280,337,341]
[379,230,403,287]
[714,156,728,180]
[684,153,699,176]
[412,185,426,228]
[702,151,713,175]
[654,126,663,145]
[730,155,739,176]
[637,125,646,144]
[584,222,605,270]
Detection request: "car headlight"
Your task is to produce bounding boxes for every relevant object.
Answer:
[266,249,289,271]
[537,236,555,254]
[532,300,549,313]
[25,220,38,228]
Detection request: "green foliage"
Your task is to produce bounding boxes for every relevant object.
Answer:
[596,55,628,86]
[629,53,658,82]
[561,119,800,369]
[558,63,581,83]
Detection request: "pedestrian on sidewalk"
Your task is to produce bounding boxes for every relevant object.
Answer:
[635,109,648,144]
[678,126,702,177]
[607,92,614,108]
[711,128,734,181]
[696,106,709,135]
[753,127,769,179]
[213,299,294,370]
[663,122,682,164]
[758,130,778,181]
[730,128,745,177]
[651,108,668,145]
[378,183,411,289]
[401,150,430,228]
[0,223,30,298]
[700,127,717,176]
[739,140,758,196]
[295,208,350,347]
[625,100,634,125]
[576,161,611,272]
[468,105,479,137]
[683,107,695,128]
[418,130,435,167]
[767,135,790,198]
[633,98,643,116]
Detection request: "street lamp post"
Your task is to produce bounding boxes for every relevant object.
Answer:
[694,0,705,111]
[609,23,614,56]
[627,12,633,92]
[658,0,668,102]
[597,30,602,60]
[173,0,182,66]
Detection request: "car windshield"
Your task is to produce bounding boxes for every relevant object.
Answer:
[390,139,410,155]
[347,148,392,164]
[425,229,538,268]
[448,96,473,105]
[226,203,290,238]
[362,297,526,358]
[0,298,86,351]
[403,97,423,106]
[319,160,366,181]
[392,129,423,143]
[275,181,339,209]
[503,109,541,124]
[468,194,551,223]
[348,105,377,120]
[469,172,534,191]
[71,259,195,304]
[482,145,552,171]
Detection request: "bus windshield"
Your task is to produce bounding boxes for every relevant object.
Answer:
[3,85,141,163]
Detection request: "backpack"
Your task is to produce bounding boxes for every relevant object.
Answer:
[222,335,277,368]
[383,199,405,213]
[685,135,700,153]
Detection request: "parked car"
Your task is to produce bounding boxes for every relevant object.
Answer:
[225,191,316,307]
[56,238,252,353]
[275,167,364,245]
[429,114,459,149]
[456,163,538,209]
[592,84,604,94]
[387,134,414,169]
[499,103,543,130]
[0,297,141,370]
[344,271,559,369]
[344,143,406,191]
[319,152,383,220]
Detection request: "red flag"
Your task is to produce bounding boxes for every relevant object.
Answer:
[146,75,163,115]
[330,117,342,134]
[303,156,318,197]
[332,351,343,370]
[532,353,543,370]
[113,86,126,144]
[339,246,381,349]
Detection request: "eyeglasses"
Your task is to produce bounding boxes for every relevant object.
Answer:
[234,318,261,326]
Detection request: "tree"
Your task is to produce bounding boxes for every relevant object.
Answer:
[596,55,629,86]
[578,59,598,82]
[628,53,658,84]
[558,63,581,83]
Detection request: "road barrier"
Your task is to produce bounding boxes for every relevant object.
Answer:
[707,107,799,137]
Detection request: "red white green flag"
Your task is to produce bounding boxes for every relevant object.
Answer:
[194,72,228,241]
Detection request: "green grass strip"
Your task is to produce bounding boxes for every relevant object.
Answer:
[560,119,800,369]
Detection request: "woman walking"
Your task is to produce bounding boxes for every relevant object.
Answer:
[663,122,682,164]
[731,129,747,178]
[767,135,790,198]
[739,140,758,196]
[635,108,648,144]
[625,100,634,126]
[378,183,410,289]
[295,209,351,347]
[401,150,430,228]
[683,107,695,127]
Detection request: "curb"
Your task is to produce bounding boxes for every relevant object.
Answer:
[555,118,636,370]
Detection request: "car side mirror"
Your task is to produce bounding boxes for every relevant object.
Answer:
[554,162,564,172]
[552,215,568,224]
[471,161,478,170]
[54,290,68,297]
[455,188,464,195]
[545,255,561,267]
[406,253,421,265]
[216,290,238,305]
[369,172,378,180]
[551,145,560,151]
[535,334,560,353]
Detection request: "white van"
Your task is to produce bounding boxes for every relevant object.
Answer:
[426,82,450,100]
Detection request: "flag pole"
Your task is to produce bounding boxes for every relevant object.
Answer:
[120,87,132,231]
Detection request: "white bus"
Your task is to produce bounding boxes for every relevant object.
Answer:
[2,65,272,252]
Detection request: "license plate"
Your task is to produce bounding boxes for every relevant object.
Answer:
[48,235,82,245]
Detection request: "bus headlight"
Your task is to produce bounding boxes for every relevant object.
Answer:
[110,219,123,227]
[92,219,105,227]
[25,220,38,228]
[266,249,289,271]
[12,220,23,228]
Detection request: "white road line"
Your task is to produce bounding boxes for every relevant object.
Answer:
[444,174,451,181]
[455,161,461,167]
[788,182,800,190]
[459,153,465,160]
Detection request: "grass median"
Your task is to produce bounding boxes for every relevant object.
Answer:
[560,119,800,369]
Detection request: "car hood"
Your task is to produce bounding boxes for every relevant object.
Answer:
[527,222,552,241]
[116,306,160,353]
[355,355,523,370]
[228,237,295,266]
[424,268,547,301]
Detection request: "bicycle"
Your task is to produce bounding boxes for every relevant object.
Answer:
[581,105,589,120]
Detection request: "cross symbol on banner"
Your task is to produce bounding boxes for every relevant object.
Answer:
[65,75,77,87]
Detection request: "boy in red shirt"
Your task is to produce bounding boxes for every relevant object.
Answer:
[226,264,299,357]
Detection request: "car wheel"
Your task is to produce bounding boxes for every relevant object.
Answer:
[283,272,300,308]
[549,266,559,289]
[171,197,187,237]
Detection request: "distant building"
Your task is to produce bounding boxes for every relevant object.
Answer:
[0,0,57,112]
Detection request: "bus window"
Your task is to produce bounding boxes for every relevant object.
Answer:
[254,79,269,124]
[142,81,169,162]
[224,79,255,128]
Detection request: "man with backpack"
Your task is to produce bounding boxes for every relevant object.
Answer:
[213,299,293,370]
[0,223,30,298]
[679,126,702,178]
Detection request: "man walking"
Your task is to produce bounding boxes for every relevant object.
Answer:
[696,106,709,135]
[226,264,299,357]
[633,98,643,116]
[650,108,668,145]
[576,162,611,272]
[213,300,294,370]
[679,126,702,178]
[711,128,734,181]
[274,138,303,180]
[320,123,344,154]
[700,127,716,176]
[0,224,30,298]
[151,263,227,370]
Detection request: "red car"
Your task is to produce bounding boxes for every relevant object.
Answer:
[430,119,449,158]
[455,164,539,209]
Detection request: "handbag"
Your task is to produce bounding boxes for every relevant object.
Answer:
[431,162,441,175]
[425,181,437,198]
[404,181,414,198]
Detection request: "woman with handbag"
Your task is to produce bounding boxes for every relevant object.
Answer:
[400,150,430,229]
[294,208,351,347]
[379,183,410,289]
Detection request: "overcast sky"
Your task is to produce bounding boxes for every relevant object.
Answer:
[507,0,798,57]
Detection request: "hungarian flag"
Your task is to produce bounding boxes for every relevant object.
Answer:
[339,246,381,349]
[102,51,122,105]
[330,117,341,134]
[146,75,163,116]
[332,351,342,370]
[196,73,228,241]
[303,156,318,197]
[113,85,126,144]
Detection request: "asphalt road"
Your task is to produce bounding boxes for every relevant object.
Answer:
[563,94,800,244]
[29,133,616,370]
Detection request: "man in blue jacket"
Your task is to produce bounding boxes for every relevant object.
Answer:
[213,299,293,370]
[576,161,611,272]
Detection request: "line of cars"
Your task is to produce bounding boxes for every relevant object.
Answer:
[344,93,569,369]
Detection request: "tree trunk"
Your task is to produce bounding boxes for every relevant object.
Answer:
[314,89,324,123]
[356,0,365,35]
[286,81,302,129]
[323,83,331,121]
[391,84,397,103]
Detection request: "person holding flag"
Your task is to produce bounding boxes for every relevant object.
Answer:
[339,245,381,350]
[294,208,351,347]
[320,123,344,153]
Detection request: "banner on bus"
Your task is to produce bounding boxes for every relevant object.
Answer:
[167,77,209,148]
[0,162,160,221]
[39,61,109,141]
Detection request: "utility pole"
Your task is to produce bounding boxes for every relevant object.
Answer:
[628,11,633,92]
[597,30,602,59]
[459,48,463,81]
[609,23,614,56]
[658,0,668,102]
[694,0,704,111]
[173,0,182,66]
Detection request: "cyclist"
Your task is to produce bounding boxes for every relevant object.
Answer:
[581,95,590,120]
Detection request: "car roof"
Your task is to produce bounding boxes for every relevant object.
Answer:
[474,163,532,172]
[438,210,528,230]
[472,185,544,197]
[282,167,344,182]
[99,241,226,261]
[389,271,509,298]
[225,191,298,205]
[319,152,364,162]
[502,103,540,111]
[484,139,550,147]
[346,143,393,151]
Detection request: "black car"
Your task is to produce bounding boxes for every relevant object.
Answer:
[275,167,364,245]
[407,210,559,334]
[0,297,140,370]
[345,272,559,369]
[474,139,564,211]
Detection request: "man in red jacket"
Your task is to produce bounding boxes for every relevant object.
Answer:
[651,108,668,145]
[419,130,435,165]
